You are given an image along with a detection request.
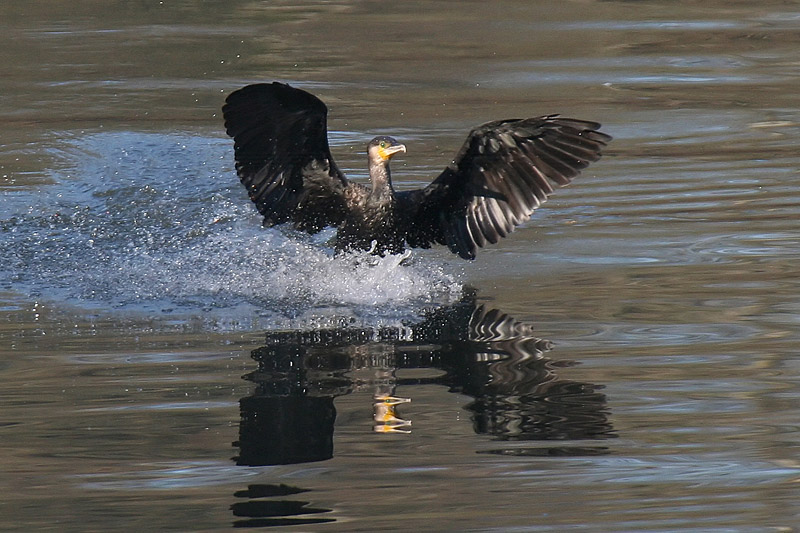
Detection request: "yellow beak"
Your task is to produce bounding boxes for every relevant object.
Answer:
[378,143,407,161]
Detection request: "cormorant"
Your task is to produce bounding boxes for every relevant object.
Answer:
[222,82,611,260]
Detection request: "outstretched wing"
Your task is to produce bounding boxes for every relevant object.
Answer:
[222,82,350,233]
[399,116,611,259]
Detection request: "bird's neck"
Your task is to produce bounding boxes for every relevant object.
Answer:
[368,161,395,202]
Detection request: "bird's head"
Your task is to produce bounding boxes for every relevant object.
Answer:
[368,136,406,166]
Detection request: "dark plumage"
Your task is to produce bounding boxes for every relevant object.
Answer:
[222,82,611,260]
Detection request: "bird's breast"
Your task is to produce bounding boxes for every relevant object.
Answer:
[336,197,405,254]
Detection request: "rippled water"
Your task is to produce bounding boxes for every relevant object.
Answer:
[3,1,800,531]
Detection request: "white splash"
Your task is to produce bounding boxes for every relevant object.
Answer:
[0,131,465,331]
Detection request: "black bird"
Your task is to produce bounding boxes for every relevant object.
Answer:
[222,82,611,260]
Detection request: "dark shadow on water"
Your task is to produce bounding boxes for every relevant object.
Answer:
[231,496,336,528]
[231,484,335,528]
[230,289,615,527]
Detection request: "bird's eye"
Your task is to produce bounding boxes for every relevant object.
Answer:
[380,141,386,148]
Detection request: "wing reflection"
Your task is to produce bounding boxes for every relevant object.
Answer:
[461,307,614,443]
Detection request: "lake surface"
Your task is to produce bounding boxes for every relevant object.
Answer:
[3,1,800,531]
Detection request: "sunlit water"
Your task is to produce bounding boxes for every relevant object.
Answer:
[1,131,463,331]
[3,1,800,531]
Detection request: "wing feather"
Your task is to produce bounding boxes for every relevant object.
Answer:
[222,82,350,233]
[398,116,611,259]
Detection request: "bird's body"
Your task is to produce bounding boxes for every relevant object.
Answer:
[222,82,611,259]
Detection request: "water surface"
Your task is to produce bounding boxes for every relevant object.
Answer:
[3,1,800,531]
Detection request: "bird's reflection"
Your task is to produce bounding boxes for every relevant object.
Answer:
[231,290,615,526]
